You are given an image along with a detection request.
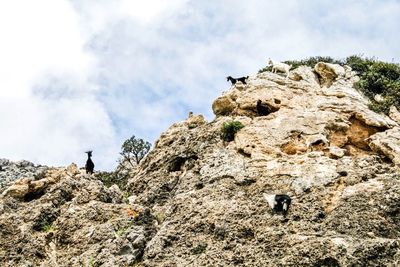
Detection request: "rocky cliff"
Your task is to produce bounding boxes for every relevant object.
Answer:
[1,63,399,266]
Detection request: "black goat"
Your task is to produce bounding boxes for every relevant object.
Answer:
[85,151,95,174]
[263,194,292,216]
[227,76,249,85]
[256,100,272,116]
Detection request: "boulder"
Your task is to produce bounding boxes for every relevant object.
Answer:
[314,62,345,87]
[369,128,400,165]
[212,95,236,116]
[389,105,400,124]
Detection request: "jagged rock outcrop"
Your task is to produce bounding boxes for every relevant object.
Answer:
[369,128,400,165]
[0,164,155,266]
[0,159,47,194]
[1,63,399,266]
[314,62,345,87]
[127,64,400,266]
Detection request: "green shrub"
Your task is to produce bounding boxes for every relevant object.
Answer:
[115,227,127,238]
[355,61,400,113]
[42,224,54,233]
[221,121,244,142]
[258,55,374,74]
[89,257,99,267]
[258,56,341,73]
[191,243,207,254]
[258,55,400,115]
[154,212,166,224]
[258,65,272,73]
[95,171,129,190]
[344,55,375,74]
[283,56,342,69]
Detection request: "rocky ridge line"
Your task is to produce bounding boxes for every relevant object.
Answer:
[1,62,399,266]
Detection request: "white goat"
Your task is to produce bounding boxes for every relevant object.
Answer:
[268,58,291,79]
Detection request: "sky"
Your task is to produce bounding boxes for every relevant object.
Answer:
[0,0,399,170]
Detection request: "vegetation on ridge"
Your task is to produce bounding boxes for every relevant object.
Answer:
[95,171,130,190]
[120,135,151,166]
[259,55,400,115]
[96,135,151,191]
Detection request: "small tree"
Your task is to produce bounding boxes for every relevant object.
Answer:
[120,135,151,166]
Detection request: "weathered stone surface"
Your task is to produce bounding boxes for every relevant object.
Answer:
[212,95,236,116]
[66,163,80,176]
[389,105,400,124]
[187,112,207,128]
[1,62,400,266]
[0,166,155,267]
[1,178,30,198]
[369,128,400,165]
[374,93,385,103]
[314,62,345,87]
[290,66,320,86]
[0,159,48,193]
[328,146,346,158]
[124,63,400,266]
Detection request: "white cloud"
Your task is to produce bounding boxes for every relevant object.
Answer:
[0,0,94,97]
[69,0,189,35]
[119,0,188,23]
[0,96,118,168]
[0,0,399,170]
[0,0,115,169]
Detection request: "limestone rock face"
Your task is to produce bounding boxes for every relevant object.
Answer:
[187,112,207,128]
[127,63,400,266]
[212,95,236,116]
[1,63,400,266]
[389,105,400,124]
[0,165,153,267]
[314,62,346,87]
[1,178,30,198]
[369,128,400,165]
[0,159,47,193]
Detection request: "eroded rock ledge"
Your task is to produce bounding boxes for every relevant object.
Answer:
[1,63,399,266]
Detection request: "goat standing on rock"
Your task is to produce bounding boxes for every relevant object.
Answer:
[85,151,95,174]
[227,76,249,85]
[263,193,292,216]
[268,58,291,79]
